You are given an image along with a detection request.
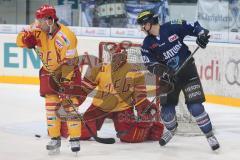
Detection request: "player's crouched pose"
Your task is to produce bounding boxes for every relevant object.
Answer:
[16,4,82,154]
[72,44,163,143]
[137,10,220,150]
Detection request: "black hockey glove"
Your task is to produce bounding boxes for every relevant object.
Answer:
[147,63,176,93]
[158,72,175,94]
[196,29,210,49]
[161,71,176,84]
[147,63,173,77]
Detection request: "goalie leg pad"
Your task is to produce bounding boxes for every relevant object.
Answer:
[117,122,152,143]
[80,104,107,140]
[113,108,152,143]
[148,122,164,141]
[80,121,97,140]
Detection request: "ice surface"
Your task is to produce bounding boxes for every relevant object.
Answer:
[0,84,239,160]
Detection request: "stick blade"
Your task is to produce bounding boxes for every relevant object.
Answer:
[95,136,116,144]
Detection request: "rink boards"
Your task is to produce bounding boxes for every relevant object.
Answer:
[0,34,239,107]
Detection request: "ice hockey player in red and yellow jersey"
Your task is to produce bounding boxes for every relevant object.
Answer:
[16,4,82,154]
[77,43,164,143]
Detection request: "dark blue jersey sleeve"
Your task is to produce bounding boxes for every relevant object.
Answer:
[170,20,206,38]
[141,42,158,67]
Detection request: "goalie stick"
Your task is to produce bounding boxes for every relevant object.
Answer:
[34,47,115,144]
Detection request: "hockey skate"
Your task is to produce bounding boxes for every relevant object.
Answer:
[46,137,61,155]
[159,128,176,146]
[206,134,220,151]
[69,138,80,154]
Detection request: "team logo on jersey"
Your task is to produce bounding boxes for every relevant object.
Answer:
[57,31,70,45]
[166,56,180,70]
[150,43,158,49]
[163,41,182,60]
[168,34,179,42]
[149,42,165,49]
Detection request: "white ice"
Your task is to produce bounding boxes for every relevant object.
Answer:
[0,83,239,160]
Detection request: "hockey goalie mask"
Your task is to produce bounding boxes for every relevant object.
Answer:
[109,45,127,71]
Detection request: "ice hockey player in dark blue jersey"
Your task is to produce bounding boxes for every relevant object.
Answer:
[137,10,220,151]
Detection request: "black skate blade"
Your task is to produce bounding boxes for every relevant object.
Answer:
[212,144,220,151]
[71,147,80,152]
[159,139,167,146]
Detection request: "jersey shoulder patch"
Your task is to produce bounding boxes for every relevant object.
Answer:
[56,31,70,46]
[55,38,64,49]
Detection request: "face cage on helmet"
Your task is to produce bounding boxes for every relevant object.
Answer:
[111,53,127,71]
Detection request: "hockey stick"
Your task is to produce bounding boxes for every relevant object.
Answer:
[34,47,115,144]
[174,46,200,76]
[141,46,200,115]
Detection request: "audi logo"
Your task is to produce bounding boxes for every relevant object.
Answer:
[225,59,240,86]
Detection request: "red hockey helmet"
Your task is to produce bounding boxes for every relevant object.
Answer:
[35,4,58,20]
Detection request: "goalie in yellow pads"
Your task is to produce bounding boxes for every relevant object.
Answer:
[62,43,164,143]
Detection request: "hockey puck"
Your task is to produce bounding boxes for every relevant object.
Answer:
[35,134,41,138]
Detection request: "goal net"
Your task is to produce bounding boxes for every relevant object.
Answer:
[99,41,202,136]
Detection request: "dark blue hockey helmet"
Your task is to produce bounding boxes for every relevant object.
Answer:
[137,10,159,25]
